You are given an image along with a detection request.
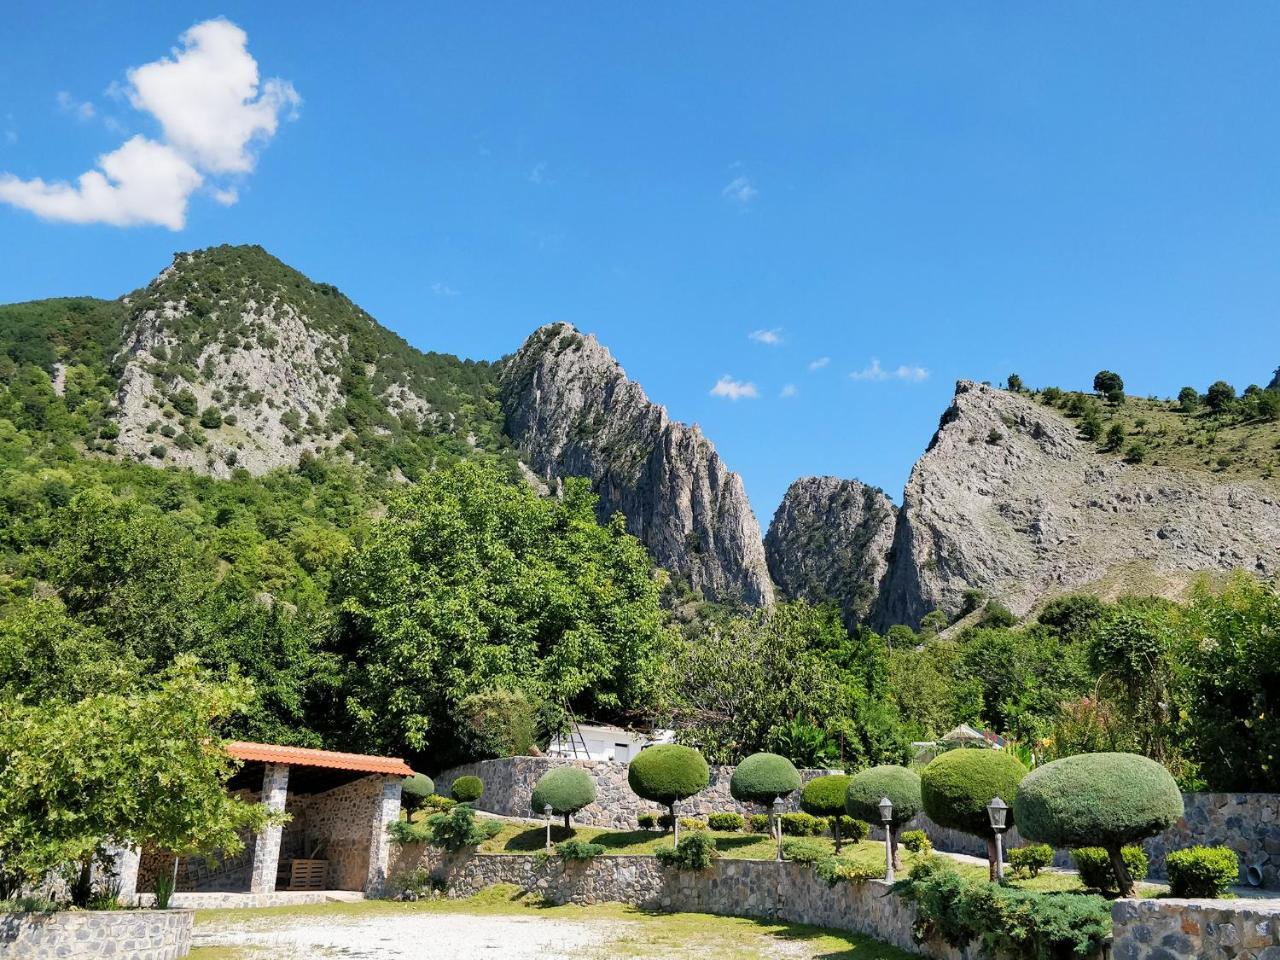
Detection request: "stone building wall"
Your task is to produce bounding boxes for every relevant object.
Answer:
[1110,897,1280,960]
[434,757,835,829]
[0,908,192,960]
[299,775,391,890]
[389,846,970,960]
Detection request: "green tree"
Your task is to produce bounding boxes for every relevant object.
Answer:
[921,748,1028,879]
[845,765,922,868]
[1205,380,1236,413]
[336,461,668,762]
[628,744,710,839]
[1103,423,1127,452]
[1177,386,1200,412]
[1092,371,1125,404]
[1006,374,1023,393]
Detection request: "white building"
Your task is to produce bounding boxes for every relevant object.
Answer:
[546,723,675,763]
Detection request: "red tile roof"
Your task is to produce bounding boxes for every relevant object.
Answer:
[225,741,415,777]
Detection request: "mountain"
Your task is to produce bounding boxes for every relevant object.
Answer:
[764,476,896,626]
[500,323,775,605]
[871,380,1280,628]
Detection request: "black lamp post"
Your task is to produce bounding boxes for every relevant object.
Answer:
[986,796,1008,881]
[879,796,894,882]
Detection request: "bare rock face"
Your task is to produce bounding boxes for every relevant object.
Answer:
[872,380,1280,628]
[500,323,775,605]
[765,476,896,626]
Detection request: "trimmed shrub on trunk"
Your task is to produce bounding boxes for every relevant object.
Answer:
[846,765,923,870]
[920,749,1027,880]
[401,773,434,810]
[1165,846,1239,898]
[801,774,852,851]
[730,752,801,841]
[627,744,709,843]
[1014,752,1182,897]
[531,767,597,830]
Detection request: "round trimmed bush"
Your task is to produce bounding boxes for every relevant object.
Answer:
[1166,846,1239,898]
[451,775,484,803]
[846,765,923,867]
[1014,752,1183,897]
[730,752,801,804]
[921,748,1027,878]
[628,745,710,820]
[402,773,434,809]
[801,774,851,850]
[531,767,597,830]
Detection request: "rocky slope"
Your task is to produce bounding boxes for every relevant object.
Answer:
[499,323,775,605]
[871,380,1280,628]
[764,476,896,625]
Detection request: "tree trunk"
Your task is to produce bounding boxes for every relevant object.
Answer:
[71,857,93,908]
[1108,845,1137,898]
[833,820,843,853]
[891,823,903,871]
[563,812,571,832]
[987,836,999,882]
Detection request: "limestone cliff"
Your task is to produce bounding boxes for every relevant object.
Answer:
[871,381,1280,627]
[765,477,896,626]
[499,323,775,605]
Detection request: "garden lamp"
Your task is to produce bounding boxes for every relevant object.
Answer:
[772,797,785,862]
[879,796,894,883]
[986,796,1008,881]
[544,803,553,851]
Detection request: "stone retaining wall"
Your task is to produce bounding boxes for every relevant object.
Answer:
[0,908,192,959]
[434,757,835,829]
[1111,898,1280,959]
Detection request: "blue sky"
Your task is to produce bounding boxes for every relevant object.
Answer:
[3,4,1279,522]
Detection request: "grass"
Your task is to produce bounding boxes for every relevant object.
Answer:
[191,885,918,960]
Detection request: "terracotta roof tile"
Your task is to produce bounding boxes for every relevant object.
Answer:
[225,741,415,777]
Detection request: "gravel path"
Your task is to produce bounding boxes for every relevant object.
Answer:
[196,911,626,959]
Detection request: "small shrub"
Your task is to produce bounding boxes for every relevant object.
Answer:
[835,816,870,843]
[749,813,771,833]
[656,831,718,871]
[900,829,933,855]
[637,812,658,831]
[389,867,445,901]
[1166,846,1238,898]
[199,406,223,429]
[657,813,675,831]
[423,794,457,813]
[555,839,606,862]
[152,867,176,910]
[395,806,502,851]
[782,838,829,864]
[707,812,745,832]
[679,817,708,832]
[815,857,885,887]
[1071,846,1149,894]
[451,775,484,803]
[780,812,828,836]
[1008,843,1054,878]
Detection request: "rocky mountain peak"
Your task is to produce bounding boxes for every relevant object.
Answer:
[765,476,896,626]
[500,322,775,605]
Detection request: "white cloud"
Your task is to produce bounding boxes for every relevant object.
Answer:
[710,375,759,401]
[780,384,797,398]
[748,327,783,346]
[808,356,830,371]
[722,174,757,205]
[56,91,95,121]
[431,282,460,297]
[849,358,930,383]
[0,18,297,230]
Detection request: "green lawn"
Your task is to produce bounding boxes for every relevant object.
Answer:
[190,885,919,960]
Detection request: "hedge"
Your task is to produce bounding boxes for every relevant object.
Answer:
[729,753,801,805]
[530,767,597,829]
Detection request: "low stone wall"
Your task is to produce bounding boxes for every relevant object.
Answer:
[434,757,834,829]
[1111,897,1280,959]
[390,846,968,959]
[0,908,193,959]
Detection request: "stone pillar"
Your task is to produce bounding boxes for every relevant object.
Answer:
[106,844,141,905]
[249,763,290,894]
[365,775,403,895]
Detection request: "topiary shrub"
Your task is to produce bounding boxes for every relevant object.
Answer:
[837,816,870,843]
[555,839,605,862]
[782,837,829,864]
[1071,846,1149,895]
[628,744,710,842]
[801,774,852,850]
[846,765,923,870]
[1165,846,1239,898]
[921,749,1027,879]
[749,813,771,833]
[1015,752,1182,897]
[730,752,801,840]
[637,812,658,831]
[900,829,933,855]
[655,831,717,871]
[451,775,484,803]
[401,773,434,810]
[531,767,597,830]
[780,812,828,836]
[707,812,745,832]
[657,813,675,831]
[1008,843,1054,878]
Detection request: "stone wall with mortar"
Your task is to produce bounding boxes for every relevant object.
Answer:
[434,757,836,829]
[0,908,192,960]
[298,775,387,890]
[389,845,971,959]
[1110,897,1280,960]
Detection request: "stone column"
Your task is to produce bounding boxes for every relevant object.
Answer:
[365,775,403,895]
[106,844,141,905]
[249,763,290,894]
